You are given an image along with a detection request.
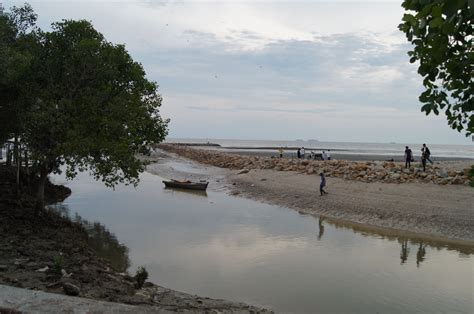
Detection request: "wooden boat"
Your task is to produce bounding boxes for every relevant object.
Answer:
[162,179,209,191]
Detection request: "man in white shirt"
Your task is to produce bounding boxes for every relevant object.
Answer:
[326,149,331,160]
[322,151,327,161]
[301,147,305,159]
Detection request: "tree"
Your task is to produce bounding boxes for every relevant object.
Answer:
[23,19,168,209]
[0,4,38,189]
[399,0,473,135]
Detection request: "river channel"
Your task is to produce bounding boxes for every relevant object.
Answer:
[50,167,473,313]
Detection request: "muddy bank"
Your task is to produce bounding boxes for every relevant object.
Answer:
[154,146,474,243]
[0,165,269,313]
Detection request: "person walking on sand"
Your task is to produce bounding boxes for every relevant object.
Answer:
[278,147,284,158]
[319,172,328,196]
[420,148,427,172]
[422,144,433,164]
[301,147,305,159]
[297,148,301,159]
[404,146,413,168]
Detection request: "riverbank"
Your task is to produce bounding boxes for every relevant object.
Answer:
[155,145,474,243]
[0,165,269,313]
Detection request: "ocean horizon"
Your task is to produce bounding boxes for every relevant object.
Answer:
[166,138,474,159]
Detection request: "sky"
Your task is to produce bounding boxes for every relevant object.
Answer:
[3,0,472,145]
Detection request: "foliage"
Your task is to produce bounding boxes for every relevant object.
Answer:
[0,4,38,144]
[1,4,169,208]
[53,255,64,274]
[468,165,474,187]
[399,0,473,135]
[24,19,168,189]
[134,266,149,289]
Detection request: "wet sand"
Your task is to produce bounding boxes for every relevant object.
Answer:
[150,149,474,244]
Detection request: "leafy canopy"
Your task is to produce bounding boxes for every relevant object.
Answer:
[25,19,169,186]
[399,0,473,135]
[0,4,38,143]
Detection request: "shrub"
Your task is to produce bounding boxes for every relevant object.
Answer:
[53,255,64,274]
[134,266,149,289]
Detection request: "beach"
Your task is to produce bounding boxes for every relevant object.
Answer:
[154,144,474,244]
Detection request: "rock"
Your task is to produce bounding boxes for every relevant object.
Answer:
[63,282,80,296]
[439,169,448,178]
[0,265,7,272]
[36,266,49,272]
[452,176,464,185]
[260,178,267,181]
[237,169,249,174]
[390,174,401,180]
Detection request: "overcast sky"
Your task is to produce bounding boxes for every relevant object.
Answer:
[4,0,472,145]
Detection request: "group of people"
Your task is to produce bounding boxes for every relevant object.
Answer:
[404,143,433,171]
[294,147,331,160]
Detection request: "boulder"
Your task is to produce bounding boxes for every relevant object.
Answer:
[63,282,81,296]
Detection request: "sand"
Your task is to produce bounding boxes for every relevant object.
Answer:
[149,149,474,244]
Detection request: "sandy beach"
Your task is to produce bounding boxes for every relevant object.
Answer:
[152,145,474,244]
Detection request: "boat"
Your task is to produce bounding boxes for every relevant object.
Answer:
[162,179,209,191]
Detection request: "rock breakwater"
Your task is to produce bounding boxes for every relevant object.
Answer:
[157,144,472,186]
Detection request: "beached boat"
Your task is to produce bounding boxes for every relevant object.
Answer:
[162,179,209,191]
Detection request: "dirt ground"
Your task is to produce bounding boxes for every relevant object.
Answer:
[229,168,474,243]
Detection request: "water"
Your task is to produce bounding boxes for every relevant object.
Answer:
[50,171,473,313]
[167,138,474,159]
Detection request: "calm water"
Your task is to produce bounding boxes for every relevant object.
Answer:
[50,171,473,313]
[167,138,474,159]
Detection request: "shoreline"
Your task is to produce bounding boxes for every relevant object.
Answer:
[155,144,474,244]
[0,164,270,313]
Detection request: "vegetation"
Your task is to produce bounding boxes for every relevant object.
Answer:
[468,165,474,187]
[399,0,473,135]
[53,255,64,274]
[134,266,149,289]
[0,4,169,209]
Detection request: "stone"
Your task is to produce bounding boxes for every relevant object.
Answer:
[237,169,249,174]
[439,169,448,178]
[36,266,49,272]
[0,265,8,272]
[390,174,401,180]
[63,282,80,296]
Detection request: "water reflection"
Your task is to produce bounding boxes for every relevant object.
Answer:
[317,216,325,241]
[400,239,410,264]
[50,170,473,313]
[416,243,426,267]
[49,204,130,272]
[163,187,208,197]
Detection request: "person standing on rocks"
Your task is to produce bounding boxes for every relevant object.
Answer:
[322,150,327,161]
[404,146,413,168]
[278,147,284,158]
[297,148,301,159]
[420,148,427,172]
[301,147,306,159]
[327,149,331,160]
[422,144,433,164]
[320,172,328,196]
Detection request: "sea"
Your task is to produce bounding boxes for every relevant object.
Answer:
[166,138,474,159]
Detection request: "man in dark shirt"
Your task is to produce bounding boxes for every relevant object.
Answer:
[320,172,328,196]
[422,144,433,164]
[404,146,413,168]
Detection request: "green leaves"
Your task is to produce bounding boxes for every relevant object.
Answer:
[2,4,169,197]
[400,0,474,136]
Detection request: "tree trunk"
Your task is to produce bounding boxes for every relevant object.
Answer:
[14,135,20,196]
[24,149,29,176]
[6,143,11,166]
[36,166,48,214]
